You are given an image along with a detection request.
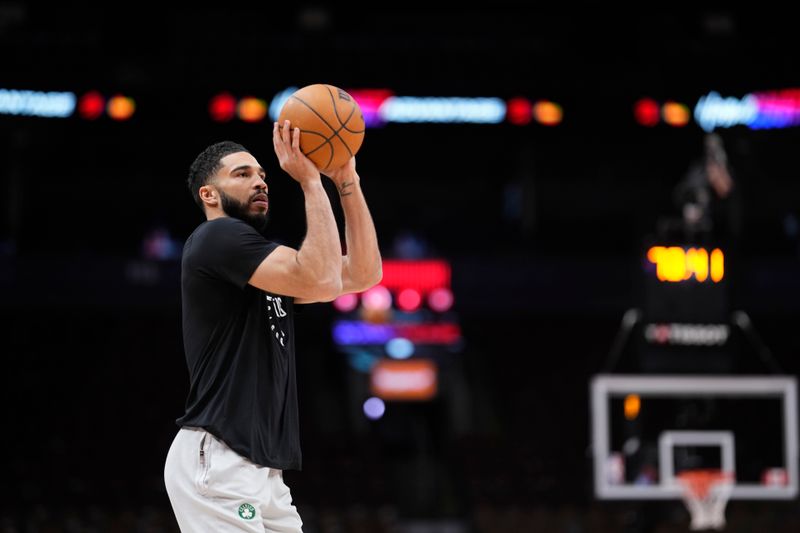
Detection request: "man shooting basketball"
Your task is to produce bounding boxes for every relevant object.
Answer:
[164,120,382,532]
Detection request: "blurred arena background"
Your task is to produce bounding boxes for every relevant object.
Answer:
[2,6,800,532]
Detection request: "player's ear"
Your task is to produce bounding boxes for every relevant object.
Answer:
[199,184,218,207]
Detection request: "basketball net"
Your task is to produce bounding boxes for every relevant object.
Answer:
[677,469,734,531]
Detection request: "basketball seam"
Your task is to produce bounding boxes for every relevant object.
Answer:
[296,129,333,167]
[291,95,345,168]
[327,85,354,128]
[300,128,336,169]
[326,85,365,135]
[323,87,354,159]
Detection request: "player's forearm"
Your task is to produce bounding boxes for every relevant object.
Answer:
[296,180,343,292]
[338,176,382,286]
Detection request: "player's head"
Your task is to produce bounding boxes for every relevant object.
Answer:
[188,141,270,230]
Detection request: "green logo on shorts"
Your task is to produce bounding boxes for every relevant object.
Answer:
[238,503,256,520]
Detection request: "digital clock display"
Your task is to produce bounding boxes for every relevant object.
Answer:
[646,246,724,283]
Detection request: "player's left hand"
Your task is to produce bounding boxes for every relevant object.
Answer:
[322,157,358,189]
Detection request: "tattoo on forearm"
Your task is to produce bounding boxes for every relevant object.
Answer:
[339,181,353,197]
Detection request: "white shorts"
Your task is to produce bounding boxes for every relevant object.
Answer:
[164,427,303,532]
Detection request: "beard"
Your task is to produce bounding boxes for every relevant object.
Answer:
[219,189,269,232]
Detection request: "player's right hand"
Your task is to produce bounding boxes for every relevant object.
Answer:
[272,120,320,185]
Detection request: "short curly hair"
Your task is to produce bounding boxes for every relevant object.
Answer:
[187,141,249,211]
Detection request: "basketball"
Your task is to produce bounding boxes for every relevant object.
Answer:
[278,84,365,172]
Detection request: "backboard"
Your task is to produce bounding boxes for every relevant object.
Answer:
[591,375,798,500]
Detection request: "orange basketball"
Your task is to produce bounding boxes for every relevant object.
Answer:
[278,84,365,172]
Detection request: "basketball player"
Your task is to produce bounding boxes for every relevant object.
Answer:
[164,120,382,532]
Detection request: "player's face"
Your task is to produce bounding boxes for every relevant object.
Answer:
[217,152,269,230]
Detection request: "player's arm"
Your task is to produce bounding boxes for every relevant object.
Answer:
[249,245,342,301]
[296,158,382,304]
[248,121,342,301]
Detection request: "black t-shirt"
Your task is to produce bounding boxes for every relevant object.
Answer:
[176,217,301,470]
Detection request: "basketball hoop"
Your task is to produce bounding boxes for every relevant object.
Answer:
[677,469,734,531]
